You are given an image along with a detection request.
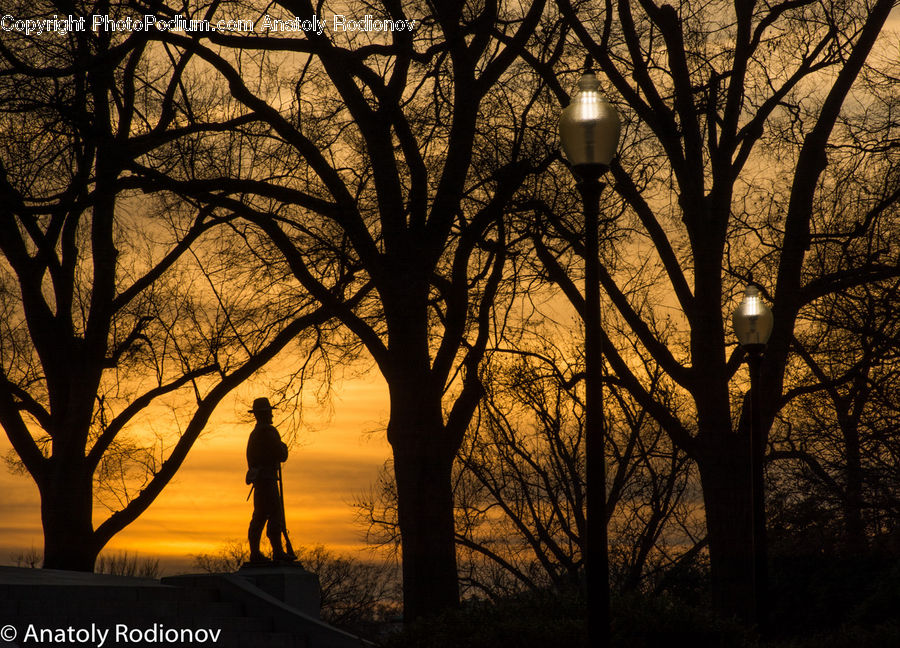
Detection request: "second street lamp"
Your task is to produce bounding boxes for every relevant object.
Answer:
[559,69,621,647]
[732,283,774,629]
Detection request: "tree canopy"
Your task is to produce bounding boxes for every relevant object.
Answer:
[2,0,898,629]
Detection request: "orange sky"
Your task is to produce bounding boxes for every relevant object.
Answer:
[3,6,898,576]
[0,372,392,573]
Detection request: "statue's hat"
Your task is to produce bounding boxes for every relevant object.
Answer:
[248,397,275,413]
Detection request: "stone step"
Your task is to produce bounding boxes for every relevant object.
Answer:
[0,566,368,648]
[14,597,240,617]
[5,583,187,602]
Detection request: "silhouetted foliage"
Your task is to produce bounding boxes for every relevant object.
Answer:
[357,334,704,599]
[380,588,762,648]
[10,547,160,578]
[192,539,250,574]
[770,279,900,553]
[95,551,161,578]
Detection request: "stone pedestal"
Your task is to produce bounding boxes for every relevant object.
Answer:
[236,563,321,617]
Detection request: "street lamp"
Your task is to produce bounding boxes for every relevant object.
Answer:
[731,283,774,629]
[559,71,621,172]
[559,69,620,648]
[732,284,774,352]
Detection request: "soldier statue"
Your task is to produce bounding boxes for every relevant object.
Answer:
[246,397,293,563]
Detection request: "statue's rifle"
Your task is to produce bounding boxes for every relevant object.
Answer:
[277,464,296,560]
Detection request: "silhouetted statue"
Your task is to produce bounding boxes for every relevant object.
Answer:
[246,397,293,563]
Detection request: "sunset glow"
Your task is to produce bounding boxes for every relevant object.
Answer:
[1,374,391,571]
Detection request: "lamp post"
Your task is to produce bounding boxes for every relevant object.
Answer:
[731,284,774,629]
[559,69,621,647]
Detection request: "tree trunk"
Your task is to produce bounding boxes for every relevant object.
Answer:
[697,438,755,623]
[388,395,460,621]
[842,415,866,553]
[39,466,97,571]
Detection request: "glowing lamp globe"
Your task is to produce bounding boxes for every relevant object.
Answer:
[559,72,621,176]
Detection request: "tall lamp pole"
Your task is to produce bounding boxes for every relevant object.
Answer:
[559,69,621,647]
[732,284,774,629]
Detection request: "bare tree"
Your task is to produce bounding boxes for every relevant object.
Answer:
[9,546,160,577]
[527,0,900,622]
[356,332,704,599]
[771,279,900,553]
[95,551,161,578]
[298,545,400,631]
[123,0,559,619]
[0,0,350,571]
